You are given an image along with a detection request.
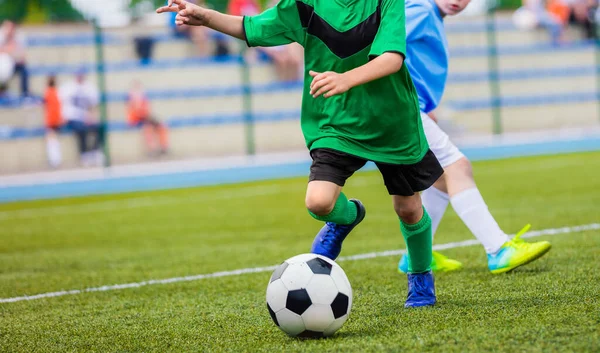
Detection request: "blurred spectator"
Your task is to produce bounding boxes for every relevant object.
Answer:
[127,80,169,156]
[169,0,210,56]
[0,21,29,97]
[568,0,598,39]
[228,0,303,81]
[514,0,598,43]
[44,75,64,168]
[59,70,104,167]
[513,0,565,43]
[227,0,260,16]
[0,52,15,97]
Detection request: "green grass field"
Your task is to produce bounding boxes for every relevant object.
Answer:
[1,152,599,352]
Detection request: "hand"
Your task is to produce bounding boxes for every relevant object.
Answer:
[309,70,352,98]
[156,0,209,27]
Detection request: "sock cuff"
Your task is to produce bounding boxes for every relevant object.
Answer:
[451,187,483,205]
[401,208,431,233]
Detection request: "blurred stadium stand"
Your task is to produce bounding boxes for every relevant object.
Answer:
[0,2,598,174]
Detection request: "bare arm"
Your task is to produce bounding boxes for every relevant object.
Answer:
[310,52,404,98]
[156,0,245,40]
[344,53,404,88]
[204,11,245,40]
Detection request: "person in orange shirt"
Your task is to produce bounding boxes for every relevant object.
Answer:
[128,80,169,156]
[44,75,63,168]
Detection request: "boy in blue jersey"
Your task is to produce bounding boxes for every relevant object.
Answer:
[398,0,551,274]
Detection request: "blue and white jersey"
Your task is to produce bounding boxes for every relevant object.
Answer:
[405,0,448,113]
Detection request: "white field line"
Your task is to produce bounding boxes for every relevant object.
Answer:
[1,222,599,304]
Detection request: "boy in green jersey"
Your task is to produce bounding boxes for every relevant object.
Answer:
[157,0,444,307]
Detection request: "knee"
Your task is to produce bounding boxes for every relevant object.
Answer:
[306,193,335,216]
[393,196,422,223]
[447,157,473,178]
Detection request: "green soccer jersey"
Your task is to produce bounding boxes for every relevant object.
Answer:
[243,0,428,164]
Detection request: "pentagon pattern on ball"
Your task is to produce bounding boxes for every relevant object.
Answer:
[267,303,279,326]
[269,262,288,283]
[286,289,312,315]
[306,256,333,275]
[285,253,321,265]
[331,292,350,319]
[305,274,339,305]
[329,265,352,296]
[301,304,335,332]
[297,330,325,339]
[275,309,306,336]
[280,262,314,290]
[266,279,288,312]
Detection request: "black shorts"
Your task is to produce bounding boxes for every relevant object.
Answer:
[309,148,444,196]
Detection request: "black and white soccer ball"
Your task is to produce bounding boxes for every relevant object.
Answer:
[266,253,352,338]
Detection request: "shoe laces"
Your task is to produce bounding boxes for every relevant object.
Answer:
[409,273,430,294]
[320,222,348,247]
[507,224,531,249]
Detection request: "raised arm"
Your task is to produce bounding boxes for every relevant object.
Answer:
[156,0,245,40]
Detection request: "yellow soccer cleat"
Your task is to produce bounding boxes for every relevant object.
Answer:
[488,224,552,274]
[398,251,463,273]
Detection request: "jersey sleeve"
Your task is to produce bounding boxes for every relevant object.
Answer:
[369,0,406,58]
[243,0,305,47]
[405,1,435,43]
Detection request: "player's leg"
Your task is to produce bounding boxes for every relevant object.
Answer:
[398,113,465,273]
[377,150,443,308]
[422,113,551,273]
[308,149,367,260]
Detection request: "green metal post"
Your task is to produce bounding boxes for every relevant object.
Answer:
[93,19,111,167]
[240,45,255,155]
[596,21,600,123]
[485,3,502,135]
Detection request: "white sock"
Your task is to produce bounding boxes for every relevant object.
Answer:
[46,135,62,168]
[450,188,509,254]
[421,186,450,239]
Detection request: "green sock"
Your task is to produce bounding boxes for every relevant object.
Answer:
[400,208,432,273]
[308,192,358,225]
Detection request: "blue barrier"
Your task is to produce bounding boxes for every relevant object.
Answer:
[23,19,518,48]
[2,135,600,203]
[1,91,597,141]
[4,65,594,106]
[24,40,595,77]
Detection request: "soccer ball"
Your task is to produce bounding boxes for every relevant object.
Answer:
[266,253,352,338]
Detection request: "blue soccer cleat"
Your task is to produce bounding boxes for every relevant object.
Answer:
[310,199,366,260]
[405,271,436,308]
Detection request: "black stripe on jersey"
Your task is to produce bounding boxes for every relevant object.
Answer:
[295,1,381,59]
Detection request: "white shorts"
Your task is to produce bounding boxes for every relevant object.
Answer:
[421,112,465,168]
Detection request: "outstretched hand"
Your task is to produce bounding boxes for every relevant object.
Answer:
[309,70,352,98]
[156,0,209,26]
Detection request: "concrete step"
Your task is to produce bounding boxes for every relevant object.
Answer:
[0,90,302,126]
[444,75,596,100]
[3,101,597,174]
[450,49,595,72]
[22,24,585,67]
[446,101,599,133]
[24,63,276,98]
[0,119,305,173]
[1,74,593,127]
